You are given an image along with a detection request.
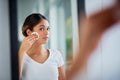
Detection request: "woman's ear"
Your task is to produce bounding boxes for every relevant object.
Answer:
[26,29,32,36]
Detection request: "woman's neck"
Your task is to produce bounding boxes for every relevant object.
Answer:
[35,45,47,55]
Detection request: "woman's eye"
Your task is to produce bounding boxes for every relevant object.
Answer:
[39,28,44,31]
[39,27,50,31]
[47,27,50,31]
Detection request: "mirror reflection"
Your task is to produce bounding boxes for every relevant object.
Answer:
[17,0,79,80]
[17,0,120,80]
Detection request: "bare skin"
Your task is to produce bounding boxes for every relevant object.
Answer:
[19,19,66,80]
[67,1,120,79]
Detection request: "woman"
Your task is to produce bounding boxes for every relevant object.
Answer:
[19,13,66,80]
[67,0,120,80]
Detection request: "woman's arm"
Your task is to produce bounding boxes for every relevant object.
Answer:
[58,65,66,80]
[67,1,120,79]
[19,35,37,78]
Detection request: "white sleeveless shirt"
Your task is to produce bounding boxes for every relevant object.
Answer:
[22,49,64,80]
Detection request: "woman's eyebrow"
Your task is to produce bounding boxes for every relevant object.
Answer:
[39,25,45,27]
[39,25,49,28]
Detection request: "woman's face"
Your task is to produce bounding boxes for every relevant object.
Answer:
[33,19,50,44]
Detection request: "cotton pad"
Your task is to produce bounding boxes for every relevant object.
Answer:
[31,32,39,40]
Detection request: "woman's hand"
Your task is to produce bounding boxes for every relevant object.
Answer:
[19,34,37,78]
[19,34,37,53]
[26,38,42,56]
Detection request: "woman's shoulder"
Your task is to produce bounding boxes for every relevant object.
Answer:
[49,49,64,67]
[49,49,60,52]
[49,49,62,56]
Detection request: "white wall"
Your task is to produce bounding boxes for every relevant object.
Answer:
[0,0,11,80]
[85,0,120,80]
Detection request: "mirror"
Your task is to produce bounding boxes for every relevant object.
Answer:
[9,0,120,79]
[17,0,83,79]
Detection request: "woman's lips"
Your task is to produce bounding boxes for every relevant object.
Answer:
[43,37,49,40]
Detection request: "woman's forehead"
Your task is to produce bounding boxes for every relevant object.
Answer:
[38,19,49,26]
[35,20,49,28]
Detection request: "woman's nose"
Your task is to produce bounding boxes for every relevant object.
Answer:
[44,30,49,35]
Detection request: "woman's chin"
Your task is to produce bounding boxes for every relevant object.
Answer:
[43,41,48,44]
